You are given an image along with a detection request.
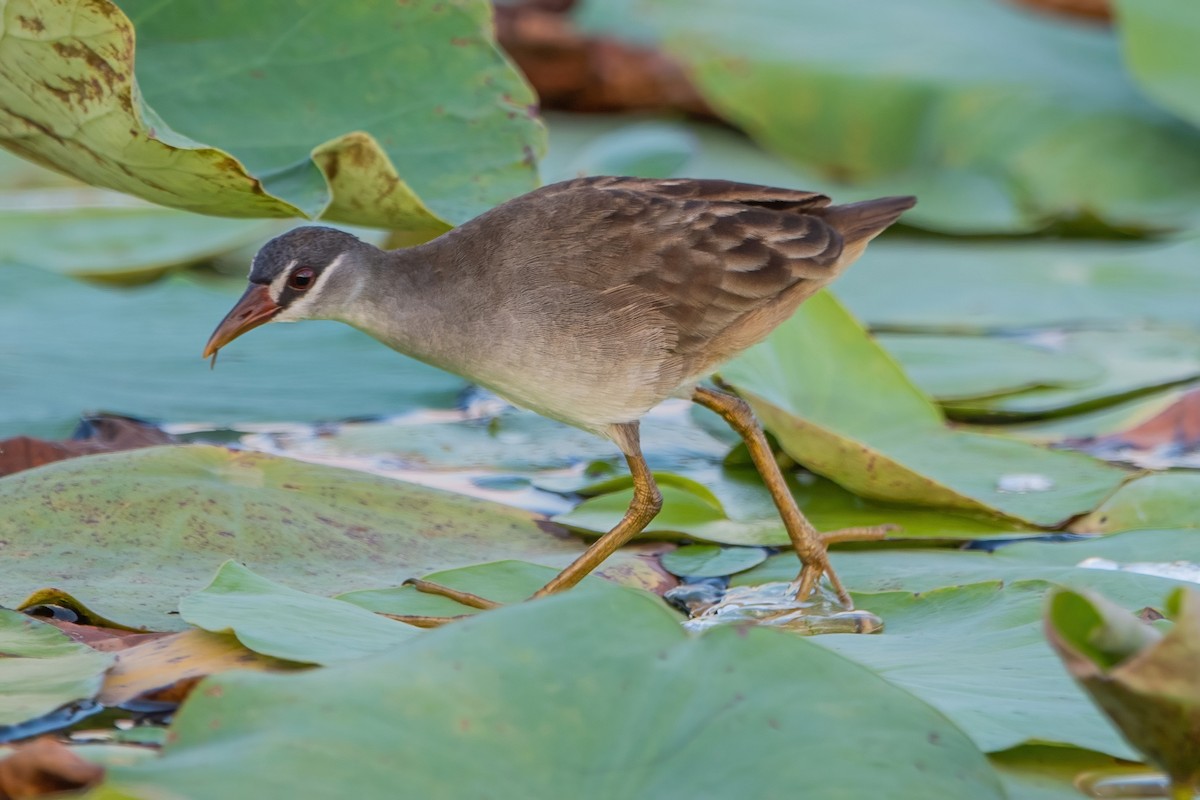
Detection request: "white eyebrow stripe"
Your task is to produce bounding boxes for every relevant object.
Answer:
[274,253,346,322]
[267,259,299,304]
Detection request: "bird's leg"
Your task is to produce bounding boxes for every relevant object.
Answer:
[396,423,662,622]
[531,425,662,598]
[692,386,891,607]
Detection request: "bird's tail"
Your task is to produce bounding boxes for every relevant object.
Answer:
[823,196,916,242]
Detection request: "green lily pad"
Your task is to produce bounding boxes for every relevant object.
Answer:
[819,581,1134,758]
[92,587,1005,799]
[719,291,1129,527]
[660,544,768,578]
[179,561,420,665]
[735,528,1200,611]
[557,465,1033,546]
[1115,0,1200,128]
[0,264,466,438]
[1071,473,1200,533]
[877,334,1104,404]
[0,445,594,630]
[835,237,1200,332]
[578,0,1200,234]
[0,0,542,230]
[0,610,114,728]
[944,330,1200,421]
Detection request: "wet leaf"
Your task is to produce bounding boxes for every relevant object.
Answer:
[179,561,420,665]
[0,611,113,727]
[0,0,542,230]
[836,237,1200,332]
[944,330,1200,421]
[1071,473,1200,533]
[877,334,1103,403]
[92,587,1005,799]
[579,0,1200,234]
[1045,587,1200,792]
[819,581,1134,757]
[660,544,767,578]
[719,291,1129,527]
[0,445,593,630]
[736,529,1200,613]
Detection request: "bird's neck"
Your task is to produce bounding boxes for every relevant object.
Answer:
[340,242,493,378]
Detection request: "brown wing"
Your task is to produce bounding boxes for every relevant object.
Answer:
[545,177,847,380]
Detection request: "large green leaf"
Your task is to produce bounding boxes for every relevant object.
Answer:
[0,610,114,727]
[877,334,1104,404]
[835,237,1200,331]
[718,291,1129,526]
[0,445,593,630]
[0,264,466,438]
[735,528,1200,611]
[1071,473,1200,533]
[1116,0,1200,128]
[578,0,1200,234]
[818,582,1133,758]
[179,561,420,665]
[943,330,1200,421]
[0,0,542,230]
[92,587,1005,799]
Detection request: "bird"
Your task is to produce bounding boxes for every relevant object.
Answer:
[204,176,915,619]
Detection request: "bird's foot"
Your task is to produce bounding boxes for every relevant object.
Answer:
[683,580,884,635]
[791,523,898,605]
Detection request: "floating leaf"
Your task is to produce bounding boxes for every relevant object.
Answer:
[819,581,1133,757]
[660,544,768,578]
[0,445,593,630]
[1071,473,1200,533]
[836,237,1200,332]
[0,610,113,728]
[737,529,1200,616]
[944,330,1200,421]
[877,334,1103,404]
[179,561,420,665]
[719,291,1128,527]
[93,587,1005,799]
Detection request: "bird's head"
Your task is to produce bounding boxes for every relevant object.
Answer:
[202,226,372,360]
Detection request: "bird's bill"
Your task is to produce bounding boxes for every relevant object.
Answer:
[202,284,281,358]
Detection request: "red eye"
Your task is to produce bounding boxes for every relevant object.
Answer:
[287,267,316,291]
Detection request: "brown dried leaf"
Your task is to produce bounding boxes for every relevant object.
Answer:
[0,415,172,478]
[1046,587,1200,794]
[0,738,102,800]
[98,629,303,708]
